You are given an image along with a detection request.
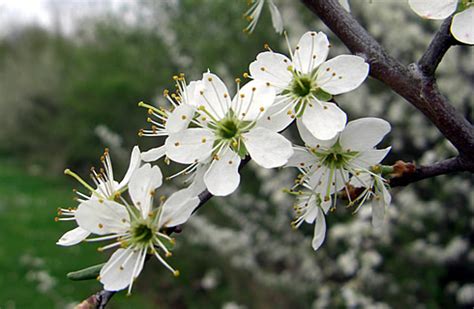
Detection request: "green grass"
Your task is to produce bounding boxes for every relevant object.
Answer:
[0,161,154,308]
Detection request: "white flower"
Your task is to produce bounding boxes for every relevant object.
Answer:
[409,0,474,44]
[139,74,198,162]
[74,164,200,293]
[57,146,141,246]
[244,0,284,34]
[287,117,391,250]
[165,71,293,196]
[249,31,369,140]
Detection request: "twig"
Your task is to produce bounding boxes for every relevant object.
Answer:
[418,17,456,77]
[389,157,469,187]
[300,0,474,160]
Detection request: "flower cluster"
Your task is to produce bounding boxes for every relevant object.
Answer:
[57,30,393,294]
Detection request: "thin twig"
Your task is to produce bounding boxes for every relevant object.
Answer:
[418,17,456,77]
[389,157,469,187]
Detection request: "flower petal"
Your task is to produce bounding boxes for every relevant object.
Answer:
[232,80,276,121]
[244,127,293,168]
[408,0,458,19]
[296,118,338,148]
[371,196,385,228]
[301,100,347,140]
[100,248,145,292]
[117,146,142,190]
[451,7,474,45]
[57,227,90,246]
[128,164,163,217]
[256,98,295,132]
[312,207,327,251]
[339,117,391,151]
[75,200,130,235]
[141,145,166,162]
[160,188,200,228]
[293,31,330,74]
[350,147,391,169]
[316,55,369,95]
[268,0,284,34]
[165,128,215,164]
[204,148,241,196]
[249,51,293,88]
[165,104,195,134]
[194,72,231,119]
[285,147,315,168]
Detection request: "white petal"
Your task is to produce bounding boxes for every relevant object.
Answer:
[204,148,241,196]
[339,117,391,151]
[165,128,215,164]
[75,200,130,235]
[183,81,200,106]
[268,0,284,34]
[451,7,474,45]
[57,227,90,246]
[100,248,145,292]
[244,127,293,168]
[160,188,200,227]
[186,163,208,196]
[128,164,163,217]
[296,194,318,223]
[194,72,231,119]
[312,207,327,251]
[296,118,338,148]
[371,197,385,228]
[339,0,350,12]
[141,145,166,162]
[256,98,295,132]
[117,146,142,190]
[165,104,195,134]
[249,51,293,88]
[408,0,458,19]
[285,147,315,168]
[316,55,369,95]
[349,172,373,188]
[350,147,391,169]
[293,31,330,74]
[232,80,276,121]
[301,100,347,140]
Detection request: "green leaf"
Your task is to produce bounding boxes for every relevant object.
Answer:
[67,263,105,281]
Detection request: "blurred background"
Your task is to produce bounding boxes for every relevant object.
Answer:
[0,0,472,308]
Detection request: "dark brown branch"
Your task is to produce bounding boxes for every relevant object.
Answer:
[418,17,456,76]
[301,0,474,161]
[389,156,470,187]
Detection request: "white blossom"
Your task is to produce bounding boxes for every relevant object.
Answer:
[165,71,293,196]
[408,0,474,44]
[57,146,141,246]
[74,164,199,293]
[249,31,369,140]
[287,118,391,250]
[139,74,198,162]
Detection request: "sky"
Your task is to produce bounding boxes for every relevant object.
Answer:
[0,0,133,35]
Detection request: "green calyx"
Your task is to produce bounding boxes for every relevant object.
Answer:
[130,221,156,245]
[217,118,240,140]
[313,144,359,169]
[291,75,314,97]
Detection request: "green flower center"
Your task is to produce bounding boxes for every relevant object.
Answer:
[217,118,240,140]
[312,144,359,169]
[131,221,155,244]
[291,76,314,98]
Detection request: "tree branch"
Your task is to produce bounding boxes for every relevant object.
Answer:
[300,0,474,161]
[418,17,456,77]
[389,156,470,187]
